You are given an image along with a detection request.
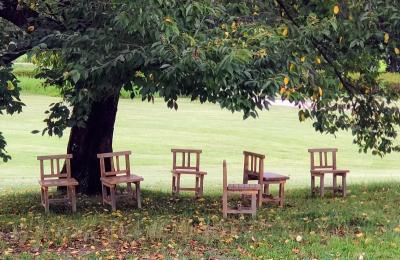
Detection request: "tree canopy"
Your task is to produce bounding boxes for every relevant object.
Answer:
[1,1,399,183]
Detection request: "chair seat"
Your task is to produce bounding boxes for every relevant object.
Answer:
[248,172,290,182]
[311,169,349,175]
[101,174,143,185]
[171,169,207,175]
[39,178,78,187]
[227,184,260,191]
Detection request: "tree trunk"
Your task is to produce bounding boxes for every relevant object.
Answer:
[66,91,120,195]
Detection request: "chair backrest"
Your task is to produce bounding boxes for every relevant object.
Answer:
[97,151,131,178]
[243,151,265,181]
[308,148,337,170]
[171,148,202,171]
[37,154,73,180]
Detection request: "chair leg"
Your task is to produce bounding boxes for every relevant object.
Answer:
[40,187,45,206]
[333,174,337,197]
[135,182,141,209]
[342,174,347,197]
[320,175,325,197]
[176,174,181,196]
[67,186,71,202]
[70,186,77,213]
[43,187,49,213]
[127,183,133,197]
[279,182,285,207]
[101,184,107,205]
[195,176,200,198]
[200,175,204,197]
[110,185,117,211]
[264,183,270,196]
[311,175,315,196]
[222,191,228,218]
[172,175,176,195]
[257,183,263,208]
[251,193,257,217]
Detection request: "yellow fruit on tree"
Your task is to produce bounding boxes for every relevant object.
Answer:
[318,87,323,97]
[284,77,290,85]
[395,47,400,55]
[384,32,389,43]
[333,5,340,15]
[282,27,288,37]
[7,81,15,91]
[231,21,237,32]
[164,17,173,24]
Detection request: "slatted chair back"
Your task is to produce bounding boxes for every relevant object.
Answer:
[37,154,73,180]
[308,148,337,170]
[171,149,202,172]
[97,151,131,178]
[243,151,265,181]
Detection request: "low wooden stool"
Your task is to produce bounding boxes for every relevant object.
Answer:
[171,149,207,198]
[222,160,260,218]
[97,151,143,211]
[38,154,78,213]
[309,148,349,197]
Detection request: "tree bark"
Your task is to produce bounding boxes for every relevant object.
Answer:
[66,91,120,195]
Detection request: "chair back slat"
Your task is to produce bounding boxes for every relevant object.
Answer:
[171,149,202,172]
[223,160,228,190]
[243,151,265,181]
[116,155,120,172]
[97,151,131,178]
[37,154,73,180]
[308,148,338,170]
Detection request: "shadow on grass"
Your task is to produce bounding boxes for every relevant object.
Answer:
[0,182,399,259]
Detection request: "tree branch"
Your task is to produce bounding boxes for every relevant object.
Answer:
[276,0,356,96]
[0,0,65,65]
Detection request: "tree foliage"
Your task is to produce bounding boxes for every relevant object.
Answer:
[1,0,400,162]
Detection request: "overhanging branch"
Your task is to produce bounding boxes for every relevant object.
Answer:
[0,0,65,65]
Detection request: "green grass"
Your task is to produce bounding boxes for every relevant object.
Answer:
[0,183,399,258]
[17,77,61,97]
[380,72,400,84]
[0,94,399,190]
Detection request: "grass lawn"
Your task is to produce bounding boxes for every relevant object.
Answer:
[0,183,399,258]
[0,80,399,258]
[0,94,399,190]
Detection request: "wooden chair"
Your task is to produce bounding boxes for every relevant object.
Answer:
[38,154,78,213]
[97,151,143,211]
[308,148,349,197]
[243,151,289,207]
[222,160,260,218]
[171,149,207,198]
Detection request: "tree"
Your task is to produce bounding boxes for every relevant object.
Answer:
[1,0,399,194]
